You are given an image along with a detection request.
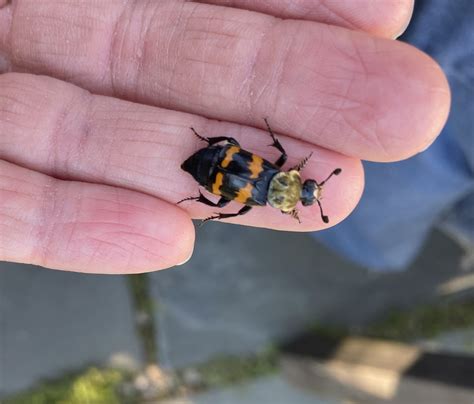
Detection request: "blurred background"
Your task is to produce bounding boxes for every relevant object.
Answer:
[0,0,473,403]
[1,225,473,403]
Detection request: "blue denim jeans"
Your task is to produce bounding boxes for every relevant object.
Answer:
[314,0,474,271]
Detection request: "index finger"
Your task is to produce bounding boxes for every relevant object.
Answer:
[0,73,363,232]
[0,1,450,162]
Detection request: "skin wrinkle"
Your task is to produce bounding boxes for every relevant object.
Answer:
[180,4,232,108]
[111,231,175,251]
[0,171,44,193]
[0,208,32,227]
[63,204,83,263]
[0,188,36,201]
[351,35,371,80]
[309,26,388,155]
[277,25,327,134]
[245,18,279,119]
[121,137,181,147]
[85,236,131,256]
[34,177,62,267]
[106,0,130,95]
[136,1,161,100]
[70,91,98,176]
[86,196,160,214]
[142,2,198,107]
[61,220,134,228]
[294,79,363,111]
[114,185,124,228]
[74,93,94,168]
[266,20,299,121]
[0,215,29,230]
[3,74,54,98]
[49,88,84,177]
[0,92,40,113]
[320,72,358,149]
[9,2,110,85]
[280,26,364,138]
[299,36,355,138]
[318,0,357,30]
[106,162,168,184]
[165,1,190,108]
[195,5,214,106]
[97,101,138,181]
[324,25,370,77]
[85,238,113,269]
[344,101,390,158]
[28,13,102,32]
[196,0,413,38]
[169,5,235,109]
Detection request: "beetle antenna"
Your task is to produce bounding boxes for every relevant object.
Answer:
[316,199,329,223]
[318,168,342,187]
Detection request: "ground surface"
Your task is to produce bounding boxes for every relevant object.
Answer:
[0,224,471,399]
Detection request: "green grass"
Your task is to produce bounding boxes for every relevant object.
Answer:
[3,350,279,404]
[192,347,279,389]
[309,299,474,343]
[364,299,474,341]
[126,274,158,365]
[6,289,473,403]
[4,367,133,404]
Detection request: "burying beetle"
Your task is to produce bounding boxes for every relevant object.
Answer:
[178,119,341,224]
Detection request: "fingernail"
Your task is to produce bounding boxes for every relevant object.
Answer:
[392,0,415,39]
[176,249,194,266]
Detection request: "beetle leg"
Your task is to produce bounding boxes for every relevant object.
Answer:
[290,152,313,172]
[282,209,302,223]
[290,209,302,223]
[264,118,287,168]
[177,191,230,208]
[201,205,252,225]
[190,128,240,146]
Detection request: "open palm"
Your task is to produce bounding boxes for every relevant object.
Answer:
[0,0,450,273]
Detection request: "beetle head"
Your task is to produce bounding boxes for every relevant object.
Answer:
[300,168,342,223]
[301,179,319,206]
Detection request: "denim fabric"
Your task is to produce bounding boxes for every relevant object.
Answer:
[314,0,474,271]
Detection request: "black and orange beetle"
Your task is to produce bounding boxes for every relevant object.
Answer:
[178,119,341,224]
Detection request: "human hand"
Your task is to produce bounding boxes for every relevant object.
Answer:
[0,0,450,273]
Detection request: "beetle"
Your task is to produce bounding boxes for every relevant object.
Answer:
[178,119,341,224]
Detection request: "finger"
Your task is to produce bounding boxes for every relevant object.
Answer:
[0,73,363,231]
[0,0,10,72]
[0,1,449,162]
[0,160,195,273]
[196,0,414,38]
